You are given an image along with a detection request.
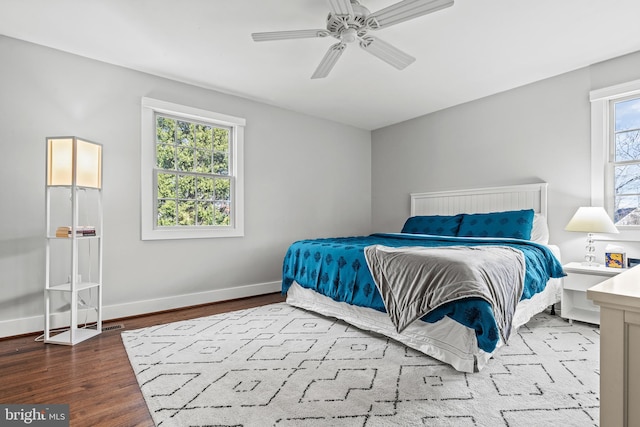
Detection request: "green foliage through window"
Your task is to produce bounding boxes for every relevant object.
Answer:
[155,114,231,227]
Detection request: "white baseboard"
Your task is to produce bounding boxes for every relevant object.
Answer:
[0,280,282,339]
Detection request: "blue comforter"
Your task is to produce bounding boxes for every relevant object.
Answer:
[282,233,565,352]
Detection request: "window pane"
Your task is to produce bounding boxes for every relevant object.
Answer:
[214,151,229,175]
[197,202,214,225]
[214,127,229,150]
[214,128,229,175]
[157,199,176,226]
[176,146,194,171]
[197,176,214,200]
[195,124,213,150]
[178,201,195,225]
[195,149,212,173]
[615,130,640,162]
[157,173,176,198]
[176,121,194,146]
[177,175,196,199]
[156,116,175,144]
[156,144,175,169]
[615,98,640,132]
[614,195,640,225]
[215,178,230,201]
[215,201,230,225]
[614,164,640,195]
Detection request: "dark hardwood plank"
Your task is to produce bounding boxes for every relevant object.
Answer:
[0,292,285,426]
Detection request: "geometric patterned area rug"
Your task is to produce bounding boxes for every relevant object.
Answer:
[121,303,599,427]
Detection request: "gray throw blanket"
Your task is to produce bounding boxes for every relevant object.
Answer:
[364,245,525,342]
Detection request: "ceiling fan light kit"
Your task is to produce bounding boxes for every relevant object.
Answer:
[251,0,454,79]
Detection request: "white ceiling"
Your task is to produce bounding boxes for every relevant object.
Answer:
[2,0,640,130]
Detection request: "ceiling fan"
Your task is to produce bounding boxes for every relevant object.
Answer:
[251,0,454,79]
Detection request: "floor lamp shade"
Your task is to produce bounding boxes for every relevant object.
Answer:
[47,137,102,189]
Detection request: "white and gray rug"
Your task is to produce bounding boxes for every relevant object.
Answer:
[121,303,599,427]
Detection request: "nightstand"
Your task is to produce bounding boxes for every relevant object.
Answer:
[562,262,624,325]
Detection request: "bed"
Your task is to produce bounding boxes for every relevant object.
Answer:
[281,183,565,372]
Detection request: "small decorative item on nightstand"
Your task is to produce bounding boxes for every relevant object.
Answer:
[604,244,626,268]
[605,252,626,268]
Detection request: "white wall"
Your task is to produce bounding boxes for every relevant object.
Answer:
[0,36,372,336]
[3,33,640,338]
[371,50,640,265]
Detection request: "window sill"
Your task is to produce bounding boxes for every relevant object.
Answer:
[141,226,244,241]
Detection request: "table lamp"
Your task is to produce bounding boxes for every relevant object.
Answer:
[565,206,619,266]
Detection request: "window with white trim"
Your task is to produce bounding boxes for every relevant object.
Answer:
[141,98,245,240]
[590,79,640,228]
[611,96,640,224]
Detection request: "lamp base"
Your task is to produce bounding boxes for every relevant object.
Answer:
[583,233,597,267]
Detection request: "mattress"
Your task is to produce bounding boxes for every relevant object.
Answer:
[286,272,562,372]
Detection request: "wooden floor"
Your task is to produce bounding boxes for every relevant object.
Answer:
[0,292,285,426]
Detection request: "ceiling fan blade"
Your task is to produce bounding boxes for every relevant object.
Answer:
[368,0,453,29]
[359,36,415,70]
[311,43,347,79]
[328,0,354,17]
[252,29,331,42]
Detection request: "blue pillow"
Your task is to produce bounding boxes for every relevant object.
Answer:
[401,214,463,236]
[457,209,535,240]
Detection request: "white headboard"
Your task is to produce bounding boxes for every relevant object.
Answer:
[410,183,548,217]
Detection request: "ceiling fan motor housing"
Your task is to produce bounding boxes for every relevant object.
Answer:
[326,1,371,40]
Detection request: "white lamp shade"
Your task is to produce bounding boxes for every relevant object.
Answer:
[47,137,102,189]
[565,206,619,234]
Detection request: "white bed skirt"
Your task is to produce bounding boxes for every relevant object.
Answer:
[286,276,562,373]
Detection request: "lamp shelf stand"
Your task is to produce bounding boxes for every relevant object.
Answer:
[44,136,103,346]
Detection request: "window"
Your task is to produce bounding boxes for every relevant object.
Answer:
[590,79,640,228]
[141,98,245,240]
[611,96,640,225]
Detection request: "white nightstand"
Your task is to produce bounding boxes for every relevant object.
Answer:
[562,262,624,325]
